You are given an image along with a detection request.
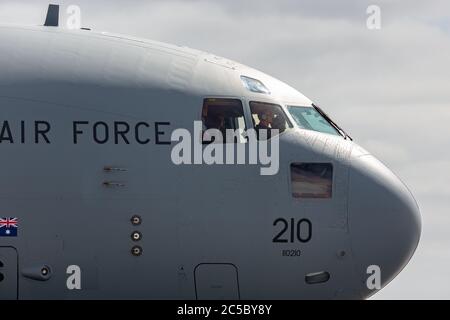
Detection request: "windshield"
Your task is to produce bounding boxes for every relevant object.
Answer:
[287,105,345,137]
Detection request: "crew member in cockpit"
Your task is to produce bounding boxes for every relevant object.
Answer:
[203,114,225,143]
[255,110,274,140]
[271,114,286,134]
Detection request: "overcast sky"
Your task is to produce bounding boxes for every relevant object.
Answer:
[1,0,449,299]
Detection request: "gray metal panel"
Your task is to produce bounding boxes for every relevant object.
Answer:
[0,247,18,300]
[195,264,240,300]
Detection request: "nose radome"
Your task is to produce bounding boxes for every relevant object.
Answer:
[348,154,421,298]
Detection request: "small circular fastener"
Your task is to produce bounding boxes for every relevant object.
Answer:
[131,215,142,226]
[131,231,142,242]
[41,266,50,276]
[131,246,143,257]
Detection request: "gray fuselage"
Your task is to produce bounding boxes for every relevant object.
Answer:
[0,26,421,300]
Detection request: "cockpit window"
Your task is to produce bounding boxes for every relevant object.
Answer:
[249,101,292,140]
[287,106,341,136]
[202,98,247,143]
[291,163,333,199]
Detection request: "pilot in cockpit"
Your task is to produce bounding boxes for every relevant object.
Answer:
[203,113,225,143]
[255,110,274,140]
[271,114,287,133]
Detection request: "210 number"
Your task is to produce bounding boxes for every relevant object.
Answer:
[273,218,312,243]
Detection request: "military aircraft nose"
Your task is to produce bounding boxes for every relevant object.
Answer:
[348,154,421,298]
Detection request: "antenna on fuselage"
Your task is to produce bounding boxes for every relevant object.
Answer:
[44,4,59,27]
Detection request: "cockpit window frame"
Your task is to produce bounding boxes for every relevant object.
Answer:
[286,104,351,140]
[201,97,249,144]
[312,104,352,140]
[247,101,294,141]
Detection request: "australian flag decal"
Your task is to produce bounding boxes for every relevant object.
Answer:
[0,217,18,237]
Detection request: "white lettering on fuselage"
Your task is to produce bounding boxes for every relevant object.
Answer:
[171,121,279,176]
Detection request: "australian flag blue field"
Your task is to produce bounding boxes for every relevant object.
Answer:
[0,217,18,237]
